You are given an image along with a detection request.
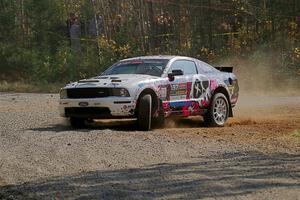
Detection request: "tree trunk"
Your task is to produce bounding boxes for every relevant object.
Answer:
[148,0,155,52]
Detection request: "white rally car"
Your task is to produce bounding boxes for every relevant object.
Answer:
[59,56,239,130]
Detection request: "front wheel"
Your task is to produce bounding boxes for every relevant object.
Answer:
[137,94,152,131]
[203,93,229,127]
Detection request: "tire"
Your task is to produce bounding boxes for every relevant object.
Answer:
[203,93,229,127]
[70,117,86,129]
[137,94,152,131]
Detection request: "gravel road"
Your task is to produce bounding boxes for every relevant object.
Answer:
[0,93,299,200]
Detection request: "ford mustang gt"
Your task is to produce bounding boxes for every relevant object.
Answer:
[59,56,239,130]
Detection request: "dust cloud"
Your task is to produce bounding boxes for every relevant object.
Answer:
[215,54,300,126]
[217,54,300,96]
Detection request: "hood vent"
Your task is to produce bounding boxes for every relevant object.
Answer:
[78,79,100,83]
[111,79,122,83]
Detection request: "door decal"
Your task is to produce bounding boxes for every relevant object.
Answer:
[193,80,209,99]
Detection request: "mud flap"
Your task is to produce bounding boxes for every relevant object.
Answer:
[229,105,233,117]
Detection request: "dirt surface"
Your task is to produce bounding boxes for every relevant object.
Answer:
[0,93,299,199]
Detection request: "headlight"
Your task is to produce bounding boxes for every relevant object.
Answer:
[110,88,130,97]
[60,89,68,99]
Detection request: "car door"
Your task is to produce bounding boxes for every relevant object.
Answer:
[167,59,198,115]
[192,61,213,107]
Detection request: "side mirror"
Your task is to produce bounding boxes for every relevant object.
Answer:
[168,69,183,81]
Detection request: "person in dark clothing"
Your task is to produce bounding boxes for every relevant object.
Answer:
[66,13,81,51]
[66,12,76,38]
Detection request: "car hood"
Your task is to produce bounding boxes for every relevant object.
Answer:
[64,74,159,89]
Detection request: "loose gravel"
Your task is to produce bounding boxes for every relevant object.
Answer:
[0,93,299,199]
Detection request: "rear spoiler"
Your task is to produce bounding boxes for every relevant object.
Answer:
[215,67,233,73]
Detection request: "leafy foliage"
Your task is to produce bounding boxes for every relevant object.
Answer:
[0,0,299,85]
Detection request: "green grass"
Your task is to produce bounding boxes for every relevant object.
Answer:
[291,130,300,137]
[0,81,64,93]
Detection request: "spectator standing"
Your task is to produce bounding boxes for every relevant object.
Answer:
[66,13,76,38]
[70,18,81,51]
[66,13,81,51]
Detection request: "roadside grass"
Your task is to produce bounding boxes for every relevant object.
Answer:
[291,130,300,137]
[0,81,63,93]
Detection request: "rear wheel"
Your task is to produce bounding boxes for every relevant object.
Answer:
[70,117,86,129]
[204,93,229,127]
[137,94,152,131]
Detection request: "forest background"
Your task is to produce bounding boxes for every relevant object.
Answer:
[0,0,299,93]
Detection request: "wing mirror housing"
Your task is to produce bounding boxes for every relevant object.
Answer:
[168,69,183,81]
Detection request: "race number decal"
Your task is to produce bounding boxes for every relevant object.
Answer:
[193,80,209,99]
[170,83,187,96]
[169,83,187,101]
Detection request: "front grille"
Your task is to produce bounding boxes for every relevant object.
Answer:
[67,88,109,99]
[65,107,111,118]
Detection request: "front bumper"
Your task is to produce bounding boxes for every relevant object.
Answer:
[59,97,136,118]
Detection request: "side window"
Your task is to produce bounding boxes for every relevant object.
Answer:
[170,60,198,75]
[198,61,218,73]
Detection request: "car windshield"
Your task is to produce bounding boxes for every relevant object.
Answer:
[102,59,169,77]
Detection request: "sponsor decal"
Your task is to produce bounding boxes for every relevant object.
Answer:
[138,83,145,88]
[170,95,186,101]
[210,80,218,91]
[228,85,235,94]
[201,100,209,107]
[130,60,143,64]
[186,82,193,99]
[169,101,193,107]
[160,86,167,98]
